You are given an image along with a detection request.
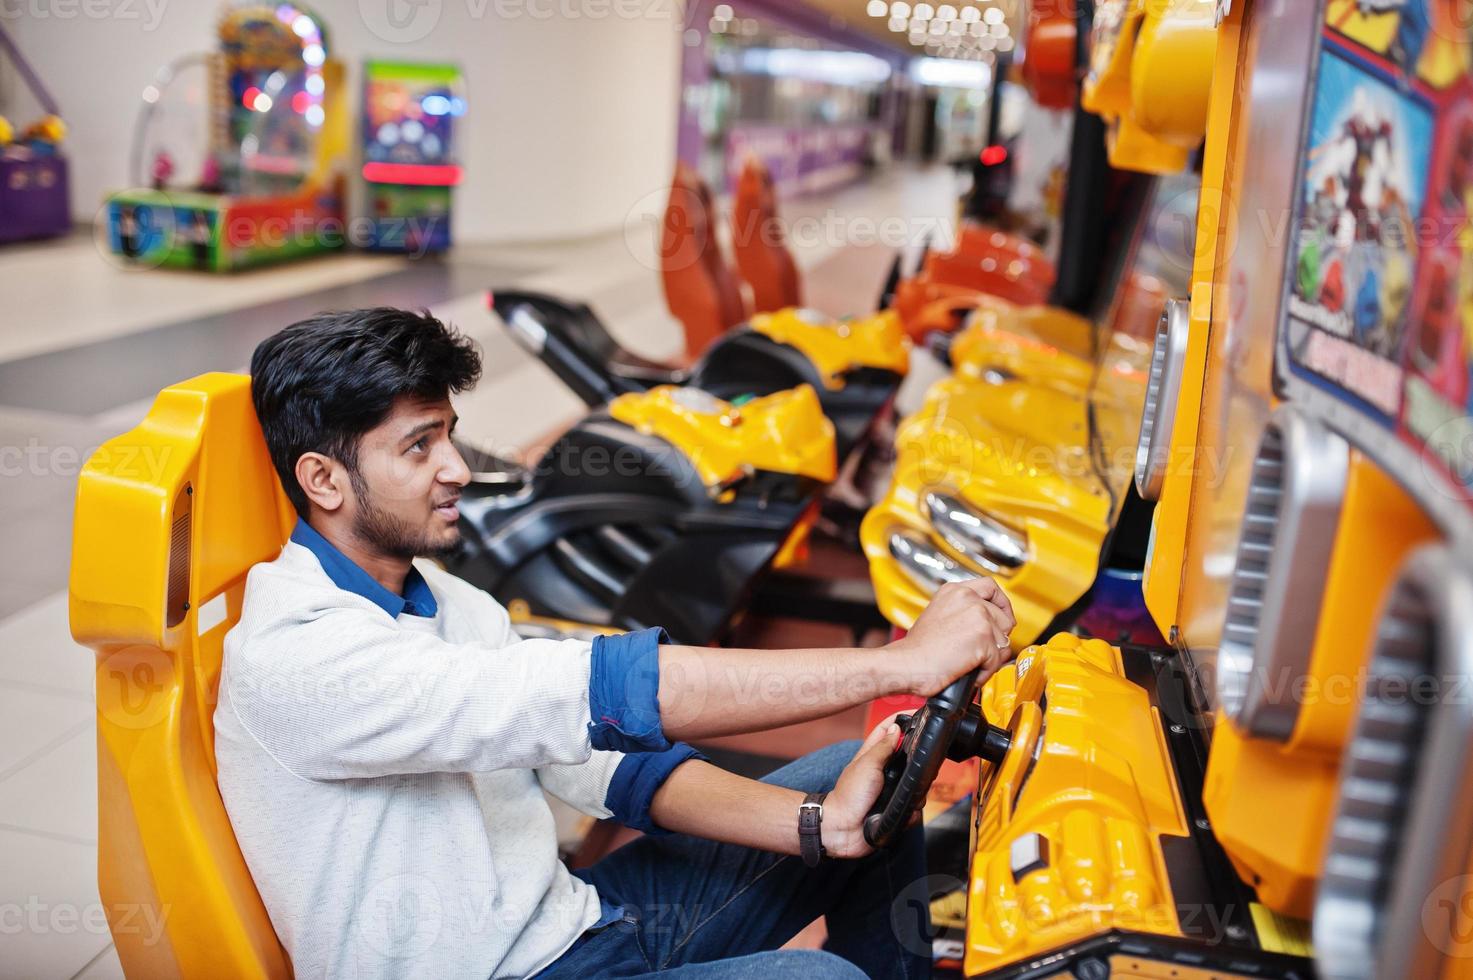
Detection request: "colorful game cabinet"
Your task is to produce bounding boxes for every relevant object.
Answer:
[0,24,70,244]
[360,60,464,254]
[1126,0,1473,975]
[1191,4,1473,977]
[103,3,348,272]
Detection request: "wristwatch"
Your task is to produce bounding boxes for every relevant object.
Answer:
[799,791,828,867]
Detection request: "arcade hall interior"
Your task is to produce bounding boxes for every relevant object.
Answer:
[2,1,1471,978]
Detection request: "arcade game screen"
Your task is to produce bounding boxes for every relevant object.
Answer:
[1280,0,1473,509]
[363,69,459,167]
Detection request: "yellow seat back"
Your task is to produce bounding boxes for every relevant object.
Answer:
[69,372,294,979]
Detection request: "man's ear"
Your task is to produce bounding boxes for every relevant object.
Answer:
[295,452,347,514]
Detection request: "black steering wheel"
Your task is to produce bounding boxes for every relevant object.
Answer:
[863,668,1013,849]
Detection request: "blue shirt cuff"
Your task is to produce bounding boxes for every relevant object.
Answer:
[588,627,670,753]
[604,743,707,835]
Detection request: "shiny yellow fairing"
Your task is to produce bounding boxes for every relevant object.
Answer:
[748,307,910,387]
[949,304,1097,393]
[859,374,1110,644]
[608,383,838,486]
[965,634,1189,976]
[69,373,293,979]
[1202,457,1438,917]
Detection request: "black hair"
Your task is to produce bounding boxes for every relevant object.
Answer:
[251,307,482,517]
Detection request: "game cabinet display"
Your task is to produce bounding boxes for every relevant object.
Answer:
[360,60,464,254]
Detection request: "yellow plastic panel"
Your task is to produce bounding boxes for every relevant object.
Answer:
[1128,1,1218,151]
[1084,0,1217,174]
[965,634,1190,976]
[1202,456,1438,917]
[608,384,837,487]
[860,376,1110,643]
[69,373,294,980]
[1082,0,1145,121]
[1141,2,1242,629]
[748,307,909,388]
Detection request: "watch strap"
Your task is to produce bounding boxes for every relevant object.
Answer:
[799,791,827,867]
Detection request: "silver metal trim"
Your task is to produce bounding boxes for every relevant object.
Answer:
[888,528,973,593]
[1134,298,1191,501]
[505,305,549,355]
[922,490,1027,575]
[1217,405,1349,740]
[1314,545,1473,980]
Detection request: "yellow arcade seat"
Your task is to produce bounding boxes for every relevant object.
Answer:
[69,373,294,979]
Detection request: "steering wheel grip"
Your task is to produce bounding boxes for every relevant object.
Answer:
[862,668,983,850]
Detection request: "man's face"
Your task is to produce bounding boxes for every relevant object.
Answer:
[344,395,471,560]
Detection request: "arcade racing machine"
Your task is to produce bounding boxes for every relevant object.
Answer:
[490,289,908,461]
[861,2,1473,977]
[443,381,838,645]
[103,2,348,272]
[862,0,1218,649]
[360,59,464,254]
[862,170,1196,648]
[490,155,910,462]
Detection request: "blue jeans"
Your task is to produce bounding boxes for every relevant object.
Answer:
[538,741,932,979]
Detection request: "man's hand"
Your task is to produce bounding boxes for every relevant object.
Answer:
[889,578,1017,697]
[821,714,907,859]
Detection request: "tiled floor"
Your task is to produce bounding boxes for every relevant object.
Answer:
[0,164,956,978]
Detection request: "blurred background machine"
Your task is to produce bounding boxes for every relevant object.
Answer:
[0,22,69,244]
[359,59,464,254]
[101,2,348,271]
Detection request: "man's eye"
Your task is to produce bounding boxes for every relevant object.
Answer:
[409,437,429,453]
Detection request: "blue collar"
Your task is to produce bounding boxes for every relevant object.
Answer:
[291,519,439,619]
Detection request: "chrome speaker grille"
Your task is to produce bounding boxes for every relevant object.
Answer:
[1217,407,1348,738]
[1134,298,1190,501]
[1314,545,1473,980]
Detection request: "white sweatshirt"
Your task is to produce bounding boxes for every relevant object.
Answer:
[214,535,688,979]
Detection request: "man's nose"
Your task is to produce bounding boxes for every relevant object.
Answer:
[440,442,472,488]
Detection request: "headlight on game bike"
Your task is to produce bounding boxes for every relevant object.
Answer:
[888,528,974,593]
[922,490,1027,576]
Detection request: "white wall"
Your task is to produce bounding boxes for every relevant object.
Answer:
[6,0,684,242]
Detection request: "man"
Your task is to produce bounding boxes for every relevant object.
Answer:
[215,308,1017,979]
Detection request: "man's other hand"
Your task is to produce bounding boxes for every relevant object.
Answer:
[822,714,908,859]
